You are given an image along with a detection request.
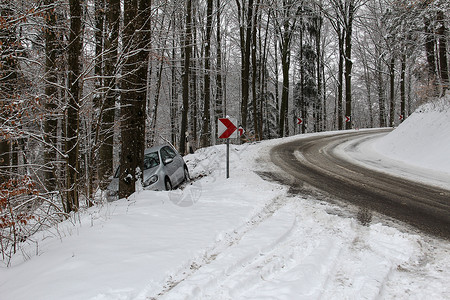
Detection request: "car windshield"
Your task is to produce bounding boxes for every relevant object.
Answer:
[144,151,160,170]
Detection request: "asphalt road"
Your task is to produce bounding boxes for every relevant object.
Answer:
[270,129,450,239]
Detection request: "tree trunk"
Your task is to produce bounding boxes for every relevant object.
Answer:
[278,3,296,138]
[0,5,20,182]
[274,37,279,135]
[66,0,83,212]
[389,56,395,127]
[437,10,448,94]
[315,9,323,132]
[376,48,386,127]
[424,17,437,93]
[236,0,254,130]
[245,0,253,130]
[201,0,213,147]
[299,20,306,134]
[96,0,119,189]
[0,141,9,183]
[190,53,198,146]
[344,0,354,130]
[400,53,406,123]
[43,0,59,191]
[179,0,192,155]
[171,21,178,147]
[215,0,224,141]
[259,10,269,138]
[90,0,103,196]
[94,0,104,105]
[280,46,290,137]
[337,26,344,130]
[149,61,164,146]
[118,0,150,199]
[251,0,260,139]
[361,49,374,128]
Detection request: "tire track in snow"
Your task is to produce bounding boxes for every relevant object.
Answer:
[147,195,289,299]
[156,201,300,300]
[155,199,420,300]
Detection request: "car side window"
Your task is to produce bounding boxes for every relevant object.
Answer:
[165,146,177,158]
[160,147,171,162]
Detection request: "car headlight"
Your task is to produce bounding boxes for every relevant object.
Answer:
[143,175,158,187]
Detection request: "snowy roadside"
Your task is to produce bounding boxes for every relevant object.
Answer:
[333,96,450,191]
[1,98,450,299]
[1,131,449,300]
[374,96,450,175]
[157,134,450,300]
[0,142,286,300]
[333,130,450,191]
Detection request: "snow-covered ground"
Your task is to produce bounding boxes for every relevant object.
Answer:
[1,97,449,300]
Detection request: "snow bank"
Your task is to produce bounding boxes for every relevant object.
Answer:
[1,115,450,300]
[0,142,288,300]
[374,95,450,174]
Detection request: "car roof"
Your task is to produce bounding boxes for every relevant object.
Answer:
[144,144,173,154]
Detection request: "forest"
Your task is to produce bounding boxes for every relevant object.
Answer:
[0,0,448,261]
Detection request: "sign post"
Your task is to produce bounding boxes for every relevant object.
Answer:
[226,138,230,178]
[218,118,238,178]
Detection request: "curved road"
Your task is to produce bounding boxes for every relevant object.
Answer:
[270,129,450,239]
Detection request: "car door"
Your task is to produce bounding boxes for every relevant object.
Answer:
[164,146,185,185]
[160,146,179,184]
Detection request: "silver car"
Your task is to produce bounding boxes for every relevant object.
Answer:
[107,144,189,199]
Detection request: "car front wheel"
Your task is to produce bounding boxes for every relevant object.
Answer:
[165,178,172,191]
[184,166,190,182]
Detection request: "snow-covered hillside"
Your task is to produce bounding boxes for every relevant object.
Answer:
[0,98,449,300]
[375,95,450,174]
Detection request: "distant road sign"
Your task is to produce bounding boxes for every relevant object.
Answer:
[218,118,237,139]
[345,116,351,123]
[297,117,303,125]
[238,125,244,136]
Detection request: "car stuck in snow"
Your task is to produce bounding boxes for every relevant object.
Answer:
[106,144,189,200]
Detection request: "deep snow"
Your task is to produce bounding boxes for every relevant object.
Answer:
[0,97,449,300]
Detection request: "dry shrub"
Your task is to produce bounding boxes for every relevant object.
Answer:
[0,176,66,266]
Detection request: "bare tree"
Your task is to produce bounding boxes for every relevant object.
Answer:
[436,10,448,94]
[42,0,61,192]
[272,0,302,137]
[215,0,224,130]
[201,0,213,147]
[97,0,120,188]
[179,0,192,155]
[236,0,258,131]
[119,0,152,199]
[0,4,16,183]
[65,0,83,212]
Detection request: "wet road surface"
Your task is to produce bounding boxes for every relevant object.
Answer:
[269,130,450,239]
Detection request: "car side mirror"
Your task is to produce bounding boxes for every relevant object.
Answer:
[164,158,173,165]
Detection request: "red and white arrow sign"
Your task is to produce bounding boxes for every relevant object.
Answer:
[297,117,303,125]
[238,126,245,136]
[218,118,238,139]
[345,116,351,123]
[399,114,404,121]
